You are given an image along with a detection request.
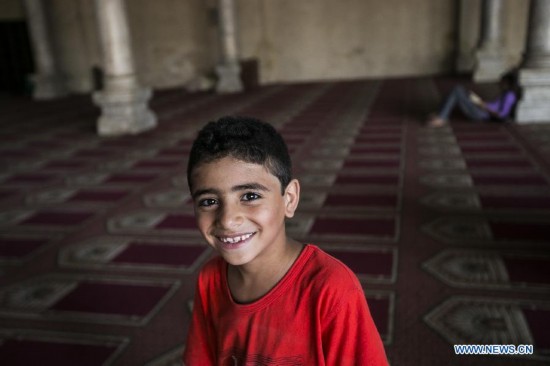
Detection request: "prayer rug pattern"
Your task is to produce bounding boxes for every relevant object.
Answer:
[422,249,550,291]
[0,274,179,325]
[424,296,550,363]
[58,236,211,273]
[0,329,128,366]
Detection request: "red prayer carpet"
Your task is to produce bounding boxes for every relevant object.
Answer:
[1,77,549,365]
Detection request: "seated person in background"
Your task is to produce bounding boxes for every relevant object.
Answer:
[183,116,388,365]
[427,70,521,127]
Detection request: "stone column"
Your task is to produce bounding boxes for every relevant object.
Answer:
[474,0,507,82]
[516,0,550,123]
[215,0,243,93]
[455,0,478,73]
[93,0,156,136]
[23,0,67,99]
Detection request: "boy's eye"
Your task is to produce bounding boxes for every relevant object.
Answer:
[198,198,218,207]
[242,192,261,201]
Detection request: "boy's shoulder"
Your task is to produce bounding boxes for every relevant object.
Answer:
[197,255,225,282]
[299,245,366,319]
[300,245,362,292]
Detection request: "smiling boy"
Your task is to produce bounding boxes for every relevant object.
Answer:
[183,116,388,365]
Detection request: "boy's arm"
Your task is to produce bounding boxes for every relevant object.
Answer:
[183,283,216,365]
[322,288,389,366]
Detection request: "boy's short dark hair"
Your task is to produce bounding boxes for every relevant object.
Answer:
[187,116,292,193]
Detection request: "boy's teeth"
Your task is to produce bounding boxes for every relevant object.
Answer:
[220,233,252,243]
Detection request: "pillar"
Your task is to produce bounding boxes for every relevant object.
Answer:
[93,0,156,136]
[516,0,550,123]
[473,0,507,82]
[215,0,243,93]
[23,0,67,99]
[455,0,478,73]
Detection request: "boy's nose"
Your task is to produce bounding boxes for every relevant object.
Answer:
[216,203,243,229]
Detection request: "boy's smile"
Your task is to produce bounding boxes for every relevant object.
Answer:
[191,156,300,270]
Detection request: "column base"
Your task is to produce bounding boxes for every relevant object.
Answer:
[473,51,507,82]
[215,62,243,93]
[93,86,157,136]
[31,73,67,100]
[516,68,550,123]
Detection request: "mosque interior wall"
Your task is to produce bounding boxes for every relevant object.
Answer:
[2,0,531,92]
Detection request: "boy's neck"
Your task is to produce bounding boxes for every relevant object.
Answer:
[227,238,304,304]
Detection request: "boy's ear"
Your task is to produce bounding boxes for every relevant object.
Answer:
[283,179,300,218]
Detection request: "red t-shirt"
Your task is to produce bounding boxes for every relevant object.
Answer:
[183,244,388,365]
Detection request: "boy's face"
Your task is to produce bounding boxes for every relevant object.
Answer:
[190,156,299,268]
